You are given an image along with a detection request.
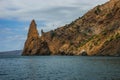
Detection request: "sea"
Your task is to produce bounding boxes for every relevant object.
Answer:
[0,56,120,80]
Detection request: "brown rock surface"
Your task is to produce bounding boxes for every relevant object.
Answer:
[22,20,50,55]
[22,0,120,56]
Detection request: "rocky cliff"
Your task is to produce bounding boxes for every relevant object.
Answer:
[22,20,50,55]
[22,0,120,56]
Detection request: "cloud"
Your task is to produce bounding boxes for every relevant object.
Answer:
[0,0,109,26]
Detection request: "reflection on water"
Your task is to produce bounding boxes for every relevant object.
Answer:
[0,56,120,80]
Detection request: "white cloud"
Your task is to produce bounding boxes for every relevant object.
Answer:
[0,0,109,31]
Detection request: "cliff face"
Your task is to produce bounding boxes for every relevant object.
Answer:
[22,20,50,55]
[22,0,120,56]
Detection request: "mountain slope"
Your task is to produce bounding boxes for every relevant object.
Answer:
[22,0,120,56]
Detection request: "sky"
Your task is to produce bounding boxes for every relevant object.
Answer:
[0,0,109,52]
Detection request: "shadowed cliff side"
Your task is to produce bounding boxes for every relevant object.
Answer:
[22,0,120,56]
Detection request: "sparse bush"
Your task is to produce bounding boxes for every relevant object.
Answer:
[115,33,120,39]
[89,44,93,50]
[79,35,96,47]
[107,36,113,42]
[70,21,74,26]
[106,13,113,19]
[65,24,69,27]
[61,40,65,44]
[50,30,56,38]
[102,30,107,35]
[94,5,101,15]
[41,29,44,35]
[94,41,98,46]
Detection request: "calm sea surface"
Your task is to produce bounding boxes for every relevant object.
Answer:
[0,56,120,80]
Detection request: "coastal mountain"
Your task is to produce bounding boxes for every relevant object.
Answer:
[22,0,120,56]
[0,50,22,56]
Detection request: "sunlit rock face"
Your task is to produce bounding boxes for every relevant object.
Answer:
[22,20,50,56]
[22,0,120,56]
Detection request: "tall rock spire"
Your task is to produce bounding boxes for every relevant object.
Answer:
[22,19,39,55]
[28,19,39,38]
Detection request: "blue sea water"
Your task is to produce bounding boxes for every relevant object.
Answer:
[0,56,120,80]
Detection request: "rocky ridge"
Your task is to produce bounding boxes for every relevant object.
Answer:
[22,0,120,56]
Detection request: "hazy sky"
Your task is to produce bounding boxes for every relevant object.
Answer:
[0,0,109,51]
